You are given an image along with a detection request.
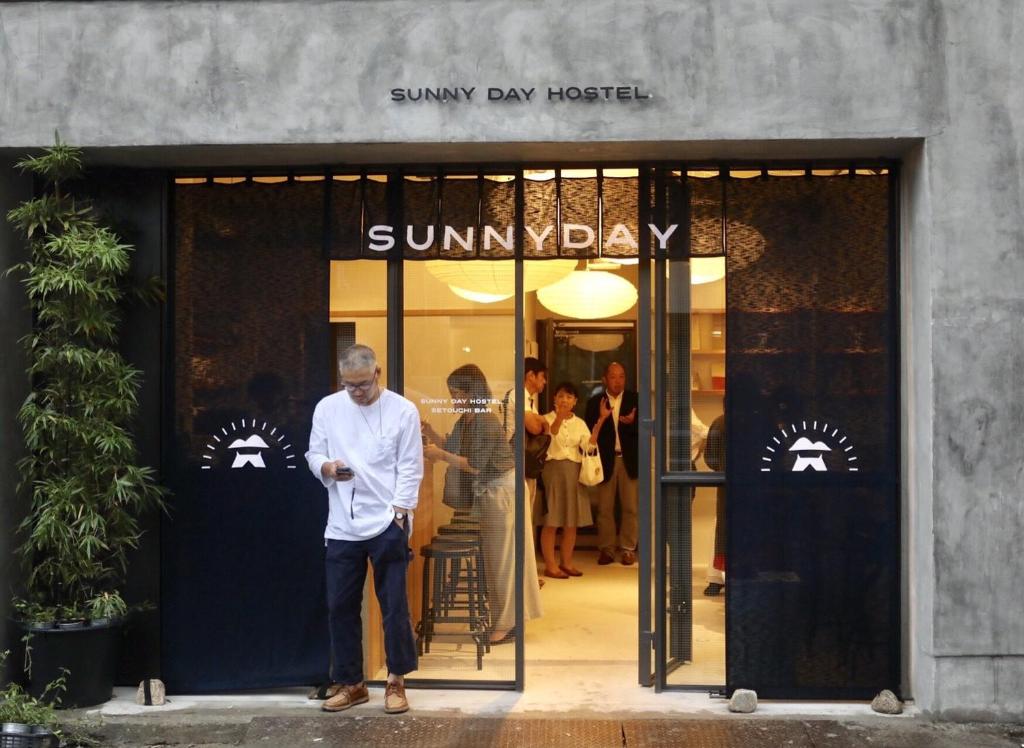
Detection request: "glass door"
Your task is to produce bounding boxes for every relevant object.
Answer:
[643,169,728,691]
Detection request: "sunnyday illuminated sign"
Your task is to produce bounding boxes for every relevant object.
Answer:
[365,223,680,252]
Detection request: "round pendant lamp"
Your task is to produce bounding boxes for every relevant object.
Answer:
[425,259,578,303]
[537,269,638,319]
[449,286,512,303]
[570,333,625,352]
[690,256,726,284]
[586,258,623,271]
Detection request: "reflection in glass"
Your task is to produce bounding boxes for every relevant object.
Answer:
[664,259,726,687]
[398,260,529,682]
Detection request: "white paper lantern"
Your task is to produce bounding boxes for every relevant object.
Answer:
[449,286,511,303]
[690,257,726,284]
[537,270,638,319]
[425,259,578,303]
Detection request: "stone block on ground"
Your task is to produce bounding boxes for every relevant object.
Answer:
[729,688,758,713]
[871,689,903,715]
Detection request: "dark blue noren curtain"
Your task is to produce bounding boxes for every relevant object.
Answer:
[164,181,331,691]
[725,174,899,699]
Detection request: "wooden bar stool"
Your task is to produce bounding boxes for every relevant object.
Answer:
[415,534,488,669]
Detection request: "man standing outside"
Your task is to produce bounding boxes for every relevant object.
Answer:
[305,344,423,714]
[585,362,640,566]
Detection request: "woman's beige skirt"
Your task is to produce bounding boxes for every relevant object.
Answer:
[540,458,593,528]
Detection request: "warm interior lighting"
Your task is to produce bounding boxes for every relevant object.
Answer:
[449,286,512,303]
[426,260,577,303]
[691,257,726,284]
[537,270,638,319]
[618,256,726,285]
[570,334,625,352]
[587,258,622,271]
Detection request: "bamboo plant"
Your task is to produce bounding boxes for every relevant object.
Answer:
[5,139,166,625]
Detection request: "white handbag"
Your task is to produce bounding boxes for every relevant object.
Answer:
[579,445,604,487]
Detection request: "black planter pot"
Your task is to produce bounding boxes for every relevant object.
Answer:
[21,619,121,708]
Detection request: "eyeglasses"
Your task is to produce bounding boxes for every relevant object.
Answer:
[342,374,378,392]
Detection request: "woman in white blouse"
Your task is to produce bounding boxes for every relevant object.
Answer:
[540,382,602,578]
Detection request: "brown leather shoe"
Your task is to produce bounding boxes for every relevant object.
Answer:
[308,682,344,700]
[621,550,636,566]
[597,550,615,565]
[321,682,369,712]
[384,680,409,714]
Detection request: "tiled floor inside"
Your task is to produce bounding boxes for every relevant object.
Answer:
[372,549,725,687]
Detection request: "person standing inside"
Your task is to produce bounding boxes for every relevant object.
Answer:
[585,362,640,566]
[423,364,543,644]
[305,344,422,715]
[501,357,549,519]
[501,357,549,588]
[539,382,600,578]
[703,413,726,595]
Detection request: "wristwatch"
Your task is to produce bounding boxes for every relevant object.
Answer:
[394,511,407,521]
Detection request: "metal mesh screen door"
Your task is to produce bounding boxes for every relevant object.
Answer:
[724,170,900,698]
[164,179,332,690]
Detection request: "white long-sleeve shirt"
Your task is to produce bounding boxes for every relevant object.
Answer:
[305,389,423,541]
[543,411,593,463]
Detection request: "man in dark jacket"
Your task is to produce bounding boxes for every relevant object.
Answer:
[584,362,640,565]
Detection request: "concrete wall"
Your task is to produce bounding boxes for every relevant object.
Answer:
[0,0,1022,719]
[920,3,1024,719]
[0,0,945,154]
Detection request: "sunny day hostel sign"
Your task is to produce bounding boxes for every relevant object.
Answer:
[389,84,654,103]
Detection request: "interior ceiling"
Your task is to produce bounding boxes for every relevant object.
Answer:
[0,138,921,170]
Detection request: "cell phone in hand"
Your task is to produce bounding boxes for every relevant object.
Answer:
[335,465,354,479]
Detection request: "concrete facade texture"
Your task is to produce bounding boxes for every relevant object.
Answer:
[0,0,1022,720]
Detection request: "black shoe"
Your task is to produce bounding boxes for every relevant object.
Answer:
[597,550,615,565]
[703,582,723,596]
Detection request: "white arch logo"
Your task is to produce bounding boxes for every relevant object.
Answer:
[201,419,297,471]
[760,420,859,473]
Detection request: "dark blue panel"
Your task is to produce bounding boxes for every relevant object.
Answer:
[164,181,331,691]
[725,174,899,699]
[162,450,329,691]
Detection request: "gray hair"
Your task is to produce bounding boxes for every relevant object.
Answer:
[339,344,378,374]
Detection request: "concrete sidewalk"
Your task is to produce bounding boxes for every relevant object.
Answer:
[64,687,1024,747]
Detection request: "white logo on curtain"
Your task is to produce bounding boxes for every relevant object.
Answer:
[201,419,297,471]
[760,421,859,473]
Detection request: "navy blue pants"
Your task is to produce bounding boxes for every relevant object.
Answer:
[325,521,418,685]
